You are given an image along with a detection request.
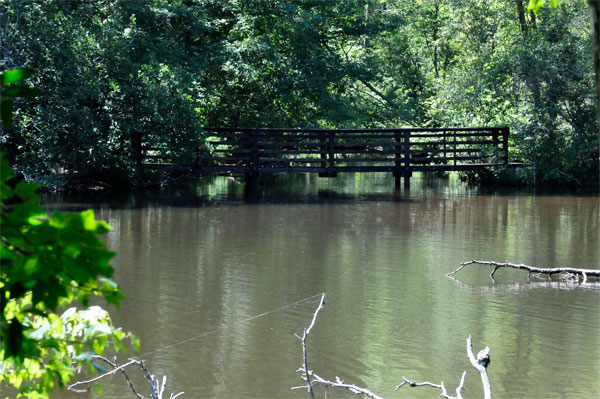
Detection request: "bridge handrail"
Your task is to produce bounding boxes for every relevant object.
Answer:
[133,127,510,174]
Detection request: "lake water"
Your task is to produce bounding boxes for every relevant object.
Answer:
[50,173,599,399]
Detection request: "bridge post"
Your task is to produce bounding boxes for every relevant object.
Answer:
[394,131,402,188]
[502,127,509,165]
[403,130,411,189]
[245,129,260,190]
[320,131,326,169]
[328,130,336,174]
[318,129,337,177]
[130,129,144,184]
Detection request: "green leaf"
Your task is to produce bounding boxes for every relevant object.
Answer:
[130,334,141,352]
[80,209,97,231]
[92,384,104,395]
[0,153,14,182]
[528,0,544,13]
[28,325,52,340]
[0,68,35,85]
[14,181,40,202]
[24,257,39,275]
[2,86,43,99]
[61,307,77,320]
[1,97,14,127]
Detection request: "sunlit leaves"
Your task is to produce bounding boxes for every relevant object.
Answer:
[528,0,560,13]
[0,68,35,85]
[1,154,135,397]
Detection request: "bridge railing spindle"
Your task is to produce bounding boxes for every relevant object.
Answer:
[403,130,411,188]
[328,130,335,173]
[502,127,509,165]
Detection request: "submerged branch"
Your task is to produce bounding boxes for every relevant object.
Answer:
[446,260,599,280]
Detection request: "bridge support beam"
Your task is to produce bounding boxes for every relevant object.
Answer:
[318,171,338,178]
[394,171,411,189]
[244,172,260,194]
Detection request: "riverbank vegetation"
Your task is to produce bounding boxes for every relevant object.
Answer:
[1,0,597,189]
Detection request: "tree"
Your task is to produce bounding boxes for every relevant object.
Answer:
[1,68,136,398]
[1,0,597,187]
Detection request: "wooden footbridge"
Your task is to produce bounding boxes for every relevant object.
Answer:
[133,127,514,188]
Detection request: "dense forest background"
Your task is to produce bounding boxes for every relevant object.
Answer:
[1,0,598,187]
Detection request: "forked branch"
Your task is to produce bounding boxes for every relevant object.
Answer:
[446,260,599,282]
[67,356,183,399]
[467,335,492,399]
[394,371,466,399]
[294,293,326,399]
[293,293,383,399]
[396,336,492,399]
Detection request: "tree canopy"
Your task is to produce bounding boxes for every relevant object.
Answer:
[1,0,597,186]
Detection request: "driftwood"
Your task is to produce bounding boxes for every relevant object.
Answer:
[446,260,600,282]
[67,355,183,399]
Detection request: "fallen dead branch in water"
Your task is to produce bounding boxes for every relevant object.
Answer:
[446,260,600,282]
[67,355,183,399]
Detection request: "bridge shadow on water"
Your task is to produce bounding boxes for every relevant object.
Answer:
[40,171,596,212]
[41,172,453,210]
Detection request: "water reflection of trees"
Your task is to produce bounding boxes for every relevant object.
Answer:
[90,191,599,398]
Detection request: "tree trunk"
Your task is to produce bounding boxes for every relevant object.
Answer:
[515,0,529,39]
[514,0,542,113]
[590,0,600,131]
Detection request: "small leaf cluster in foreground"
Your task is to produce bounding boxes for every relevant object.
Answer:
[1,153,137,398]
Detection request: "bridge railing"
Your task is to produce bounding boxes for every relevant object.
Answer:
[135,127,509,175]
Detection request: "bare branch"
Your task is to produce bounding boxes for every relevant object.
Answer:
[309,374,384,399]
[446,260,599,280]
[396,336,492,399]
[467,335,492,399]
[395,374,464,399]
[297,293,326,399]
[68,357,183,399]
[94,356,145,399]
[294,293,383,399]
[67,359,139,391]
[455,370,467,398]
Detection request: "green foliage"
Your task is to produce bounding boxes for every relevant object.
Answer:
[1,0,597,187]
[0,68,42,127]
[528,0,560,14]
[0,153,136,398]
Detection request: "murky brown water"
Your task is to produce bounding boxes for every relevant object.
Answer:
[51,173,599,398]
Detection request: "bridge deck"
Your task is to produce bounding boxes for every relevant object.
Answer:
[132,127,513,187]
